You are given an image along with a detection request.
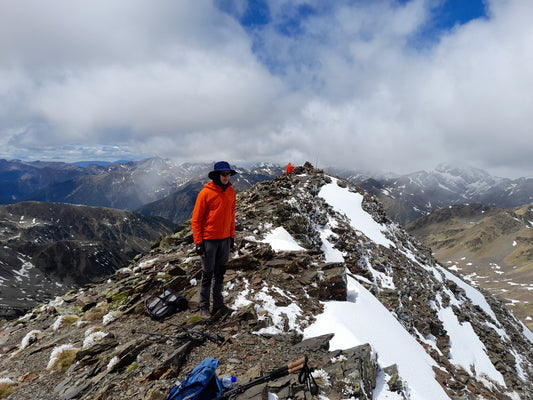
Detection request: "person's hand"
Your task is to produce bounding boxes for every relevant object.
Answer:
[230,237,235,252]
[196,242,206,257]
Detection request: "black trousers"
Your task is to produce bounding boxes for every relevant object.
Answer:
[199,238,230,310]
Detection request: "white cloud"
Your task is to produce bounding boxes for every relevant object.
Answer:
[1,0,532,178]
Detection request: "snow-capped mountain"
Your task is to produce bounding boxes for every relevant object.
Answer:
[3,158,213,210]
[4,158,531,227]
[340,163,533,225]
[1,162,531,400]
[0,158,284,216]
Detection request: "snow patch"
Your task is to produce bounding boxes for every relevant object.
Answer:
[304,275,450,400]
[319,178,394,248]
[262,226,305,252]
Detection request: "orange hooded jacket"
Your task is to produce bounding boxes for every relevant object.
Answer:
[286,163,294,174]
[191,181,236,245]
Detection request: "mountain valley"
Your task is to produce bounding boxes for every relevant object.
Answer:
[406,203,533,330]
[0,201,174,317]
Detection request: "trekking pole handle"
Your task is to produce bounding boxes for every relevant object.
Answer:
[287,357,306,370]
[288,357,307,374]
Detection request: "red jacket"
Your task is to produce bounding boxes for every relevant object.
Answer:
[191,181,236,244]
[286,163,294,174]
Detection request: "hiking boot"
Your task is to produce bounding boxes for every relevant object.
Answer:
[212,305,232,316]
[200,308,211,321]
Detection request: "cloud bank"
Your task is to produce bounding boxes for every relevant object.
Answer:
[1,0,532,178]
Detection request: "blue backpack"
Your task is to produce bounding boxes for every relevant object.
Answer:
[165,358,223,400]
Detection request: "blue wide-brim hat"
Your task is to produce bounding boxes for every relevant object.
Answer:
[208,161,237,180]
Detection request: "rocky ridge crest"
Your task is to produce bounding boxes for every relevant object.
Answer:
[0,163,532,400]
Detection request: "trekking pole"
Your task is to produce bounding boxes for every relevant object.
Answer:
[298,356,319,396]
[160,320,224,343]
[217,356,317,399]
[131,329,209,343]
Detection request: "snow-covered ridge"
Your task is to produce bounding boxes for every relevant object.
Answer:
[244,167,532,399]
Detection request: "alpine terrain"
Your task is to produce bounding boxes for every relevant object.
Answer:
[0,202,175,318]
[0,163,531,400]
[343,163,533,225]
[406,203,533,331]
[0,158,284,215]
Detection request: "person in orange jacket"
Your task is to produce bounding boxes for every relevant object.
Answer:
[191,161,237,320]
[286,162,294,174]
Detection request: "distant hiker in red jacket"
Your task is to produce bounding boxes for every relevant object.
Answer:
[286,162,294,174]
[191,161,237,320]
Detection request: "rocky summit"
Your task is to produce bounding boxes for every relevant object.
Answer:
[0,163,532,400]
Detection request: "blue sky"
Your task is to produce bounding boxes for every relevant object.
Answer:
[1,0,532,178]
[216,0,489,88]
[221,0,487,42]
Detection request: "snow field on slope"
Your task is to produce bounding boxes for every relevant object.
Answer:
[258,174,529,398]
[318,177,394,249]
[303,275,452,400]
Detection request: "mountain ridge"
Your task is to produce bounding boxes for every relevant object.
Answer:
[0,201,175,316]
[339,163,533,225]
[1,163,531,400]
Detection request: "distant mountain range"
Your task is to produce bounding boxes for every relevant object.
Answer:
[0,158,284,224]
[335,163,533,225]
[0,158,213,209]
[5,158,532,226]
